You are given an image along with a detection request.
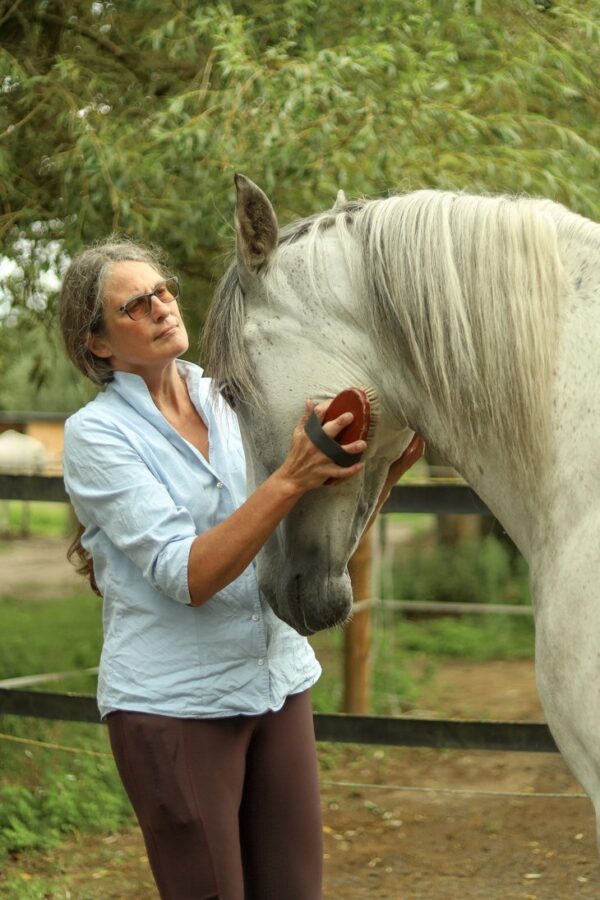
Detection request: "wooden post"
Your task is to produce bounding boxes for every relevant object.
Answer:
[343,526,373,714]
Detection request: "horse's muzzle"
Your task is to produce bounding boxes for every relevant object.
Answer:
[259,567,353,635]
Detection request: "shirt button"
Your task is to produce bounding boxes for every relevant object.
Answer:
[251,614,259,622]
[257,658,264,666]
[216,481,224,489]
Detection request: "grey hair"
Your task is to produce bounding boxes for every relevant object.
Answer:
[59,236,169,385]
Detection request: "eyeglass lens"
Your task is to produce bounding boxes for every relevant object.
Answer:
[126,276,179,320]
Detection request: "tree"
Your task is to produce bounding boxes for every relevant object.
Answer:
[1,0,599,407]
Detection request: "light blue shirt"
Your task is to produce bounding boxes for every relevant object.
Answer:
[63,360,321,719]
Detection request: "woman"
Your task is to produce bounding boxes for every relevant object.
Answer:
[60,237,422,900]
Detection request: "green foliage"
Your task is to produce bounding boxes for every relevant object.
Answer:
[311,612,534,716]
[0,325,97,412]
[388,535,530,605]
[388,614,534,661]
[1,0,599,402]
[0,876,56,900]
[0,785,46,854]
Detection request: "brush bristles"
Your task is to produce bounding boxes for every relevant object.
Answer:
[358,384,380,443]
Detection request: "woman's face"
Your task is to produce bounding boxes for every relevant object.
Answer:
[88,260,189,376]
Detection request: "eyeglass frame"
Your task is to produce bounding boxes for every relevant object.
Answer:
[115,275,180,321]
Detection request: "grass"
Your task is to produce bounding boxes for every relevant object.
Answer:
[0,502,72,540]
[0,594,102,686]
[0,511,535,875]
[310,611,534,716]
[0,592,133,865]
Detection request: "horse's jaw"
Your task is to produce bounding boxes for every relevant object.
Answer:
[254,464,393,634]
[257,549,353,635]
[255,508,358,634]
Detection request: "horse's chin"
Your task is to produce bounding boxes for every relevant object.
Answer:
[259,570,353,636]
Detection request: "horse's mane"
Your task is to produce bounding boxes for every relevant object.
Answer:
[204,190,583,477]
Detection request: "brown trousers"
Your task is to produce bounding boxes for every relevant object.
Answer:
[107,691,323,900]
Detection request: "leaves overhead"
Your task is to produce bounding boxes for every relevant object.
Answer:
[1,0,599,404]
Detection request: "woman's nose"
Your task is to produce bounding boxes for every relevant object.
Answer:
[151,293,173,319]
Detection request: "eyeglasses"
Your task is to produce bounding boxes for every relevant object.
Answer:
[116,276,180,321]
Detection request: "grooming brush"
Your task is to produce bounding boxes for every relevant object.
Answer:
[320,385,380,483]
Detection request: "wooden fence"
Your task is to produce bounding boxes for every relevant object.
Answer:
[0,474,556,754]
[0,472,491,512]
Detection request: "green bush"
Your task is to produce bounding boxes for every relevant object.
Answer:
[0,755,132,858]
[388,535,530,606]
[0,714,133,859]
[388,615,534,661]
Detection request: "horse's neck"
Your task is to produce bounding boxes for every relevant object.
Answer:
[544,227,600,541]
[407,401,540,561]
[409,226,600,566]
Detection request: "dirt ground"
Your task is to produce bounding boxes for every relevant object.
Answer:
[0,536,83,600]
[2,538,599,899]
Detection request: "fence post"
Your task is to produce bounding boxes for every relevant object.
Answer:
[343,526,373,714]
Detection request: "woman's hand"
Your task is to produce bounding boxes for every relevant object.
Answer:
[385,433,426,487]
[276,400,366,495]
[372,433,426,516]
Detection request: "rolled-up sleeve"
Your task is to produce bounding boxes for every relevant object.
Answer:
[63,416,196,605]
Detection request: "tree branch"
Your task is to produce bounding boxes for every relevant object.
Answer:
[30,11,143,80]
[0,99,45,141]
[0,0,24,30]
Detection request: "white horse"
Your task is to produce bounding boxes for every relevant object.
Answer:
[203,175,600,836]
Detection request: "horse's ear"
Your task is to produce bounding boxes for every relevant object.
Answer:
[234,174,278,275]
[333,189,347,211]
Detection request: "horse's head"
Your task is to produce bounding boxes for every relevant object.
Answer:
[204,175,413,634]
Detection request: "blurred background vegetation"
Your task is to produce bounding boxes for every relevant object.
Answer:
[0,502,534,871]
[0,4,597,881]
[1,0,599,409]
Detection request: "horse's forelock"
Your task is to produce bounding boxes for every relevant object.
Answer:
[202,204,366,407]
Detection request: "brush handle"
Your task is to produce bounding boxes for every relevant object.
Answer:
[304,410,364,467]
[322,388,372,445]
[304,388,372,484]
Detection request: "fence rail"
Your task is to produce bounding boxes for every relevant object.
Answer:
[0,474,492,514]
[0,687,557,753]
[0,474,68,503]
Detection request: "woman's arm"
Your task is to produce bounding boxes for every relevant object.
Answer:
[187,401,366,606]
[64,399,373,607]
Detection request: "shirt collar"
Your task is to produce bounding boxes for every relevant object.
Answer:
[108,360,208,433]
[107,361,236,467]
